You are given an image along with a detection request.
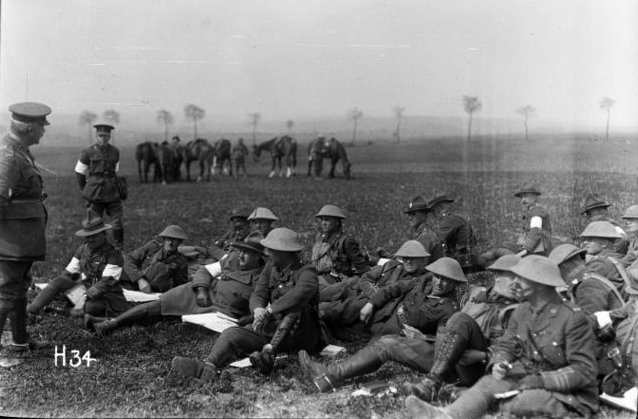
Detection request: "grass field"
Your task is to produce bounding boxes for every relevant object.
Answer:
[1,134,636,418]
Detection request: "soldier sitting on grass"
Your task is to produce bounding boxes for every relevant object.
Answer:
[27,210,130,321]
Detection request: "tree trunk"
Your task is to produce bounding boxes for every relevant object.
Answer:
[395,118,402,144]
[252,125,257,146]
[351,120,358,145]
[524,115,529,141]
[193,119,198,140]
[467,113,473,141]
[606,109,610,141]
[164,123,168,142]
[87,124,92,144]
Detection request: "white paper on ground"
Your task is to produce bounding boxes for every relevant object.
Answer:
[181,312,238,333]
[229,358,252,368]
[319,344,346,357]
[600,387,637,412]
[122,289,162,302]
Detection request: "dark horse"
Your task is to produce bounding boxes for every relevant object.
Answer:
[212,138,232,176]
[135,141,159,183]
[253,136,297,178]
[181,138,215,182]
[307,137,351,180]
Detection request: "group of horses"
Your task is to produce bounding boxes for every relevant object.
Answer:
[135,135,351,184]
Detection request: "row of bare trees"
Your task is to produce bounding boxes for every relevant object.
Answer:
[79,97,618,145]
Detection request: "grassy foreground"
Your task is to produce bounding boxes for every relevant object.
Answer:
[1,136,637,418]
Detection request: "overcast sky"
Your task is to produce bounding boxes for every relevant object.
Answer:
[1,0,637,129]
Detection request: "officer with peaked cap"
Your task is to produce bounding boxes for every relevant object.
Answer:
[579,193,628,255]
[311,204,370,289]
[319,240,431,328]
[119,225,189,293]
[426,192,477,272]
[27,210,130,324]
[403,195,442,262]
[514,183,553,256]
[247,207,278,237]
[550,243,627,378]
[170,227,320,381]
[408,254,521,403]
[620,204,638,265]
[75,122,125,249]
[406,255,598,419]
[0,102,52,365]
[92,231,267,335]
[209,208,251,260]
[299,256,463,393]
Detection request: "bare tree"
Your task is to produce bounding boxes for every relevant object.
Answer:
[184,104,205,140]
[79,111,97,144]
[462,96,482,141]
[248,112,261,145]
[599,97,616,141]
[285,120,294,135]
[393,106,405,144]
[156,109,174,142]
[103,109,120,125]
[516,105,535,141]
[348,107,363,145]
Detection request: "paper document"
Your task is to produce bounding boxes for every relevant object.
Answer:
[600,387,637,412]
[122,289,162,302]
[35,283,86,308]
[229,358,252,368]
[319,344,346,357]
[181,312,238,333]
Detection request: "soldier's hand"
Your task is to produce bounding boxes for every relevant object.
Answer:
[138,278,152,294]
[195,287,211,307]
[517,374,544,390]
[359,302,374,323]
[86,286,100,300]
[252,307,269,330]
[492,362,511,380]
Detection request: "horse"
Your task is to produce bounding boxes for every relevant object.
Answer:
[211,138,232,176]
[308,137,351,180]
[253,136,297,178]
[181,138,215,182]
[135,142,159,183]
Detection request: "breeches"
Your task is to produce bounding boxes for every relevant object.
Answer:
[369,334,435,373]
[0,260,33,302]
[87,202,123,229]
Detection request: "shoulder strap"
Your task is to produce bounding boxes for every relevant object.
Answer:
[606,256,631,291]
[585,271,627,305]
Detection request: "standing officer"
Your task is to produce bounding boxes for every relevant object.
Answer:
[75,123,124,248]
[0,102,51,365]
[514,184,552,256]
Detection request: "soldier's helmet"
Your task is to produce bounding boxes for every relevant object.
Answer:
[581,193,611,215]
[260,228,304,252]
[487,254,521,272]
[510,255,565,287]
[621,205,638,220]
[248,207,278,221]
[315,204,346,220]
[426,257,467,283]
[76,210,112,237]
[394,240,430,258]
[549,244,586,266]
[579,221,623,239]
[231,231,265,255]
[514,184,541,197]
[159,225,188,241]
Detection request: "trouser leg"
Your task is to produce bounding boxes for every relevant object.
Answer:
[500,389,571,418]
[9,298,28,344]
[250,312,301,374]
[205,326,268,367]
[444,375,515,419]
[0,261,32,345]
[27,275,78,314]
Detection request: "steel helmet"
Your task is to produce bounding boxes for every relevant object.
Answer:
[248,207,278,221]
[621,205,638,220]
[510,255,565,287]
[579,221,623,239]
[426,257,467,283]
[260,228,304,252]
[315,204,346,219]
[487,254,521,272]
[549,244,586,266]
[158,225,188,240]
[394,240,430,258]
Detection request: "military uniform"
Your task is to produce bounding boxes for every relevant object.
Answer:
[519,203,553,255]
[75,140,124,247]
[434,212,474,257]
[584,250,629,303]
[28,240,129,316]
[121,239,189,292]
[231,140,249,177]
[311,230,370,288]
[0,131,48,346]
[412,223,442,261]
[204,260,319,367]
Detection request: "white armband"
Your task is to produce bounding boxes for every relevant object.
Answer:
[74,161,88,175]
[102,264,122,280]
[594,311,612,329]
[65,257,81,274]
[205,261,222,278]
[530,216,542,229]
[115,162,120,173]
[615,226,627,237]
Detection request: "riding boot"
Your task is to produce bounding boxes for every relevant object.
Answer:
[407,328,466,402]
[298,343,384,393]
[0,300,11,340]
[27,285,63,315]
[111,228,124,249]
[171,356,219,384]
[249,312,300,375]
[8,298,28,345]
[94,300,161,335]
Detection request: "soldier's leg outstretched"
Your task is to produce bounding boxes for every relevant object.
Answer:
[250,312,301,375]
[92,300,162,334]
[27,274,78,315]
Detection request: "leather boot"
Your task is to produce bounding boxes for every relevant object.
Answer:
[84,313,109,332]
[8,298,28,345]
[298,343,384,393]
[94,301,161,335]
[111,229,124,249]
[250,312,300,375]
[27,285,61,314]
[405,395,454,419]
[408,328,466,402]
[171,356,218,384]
